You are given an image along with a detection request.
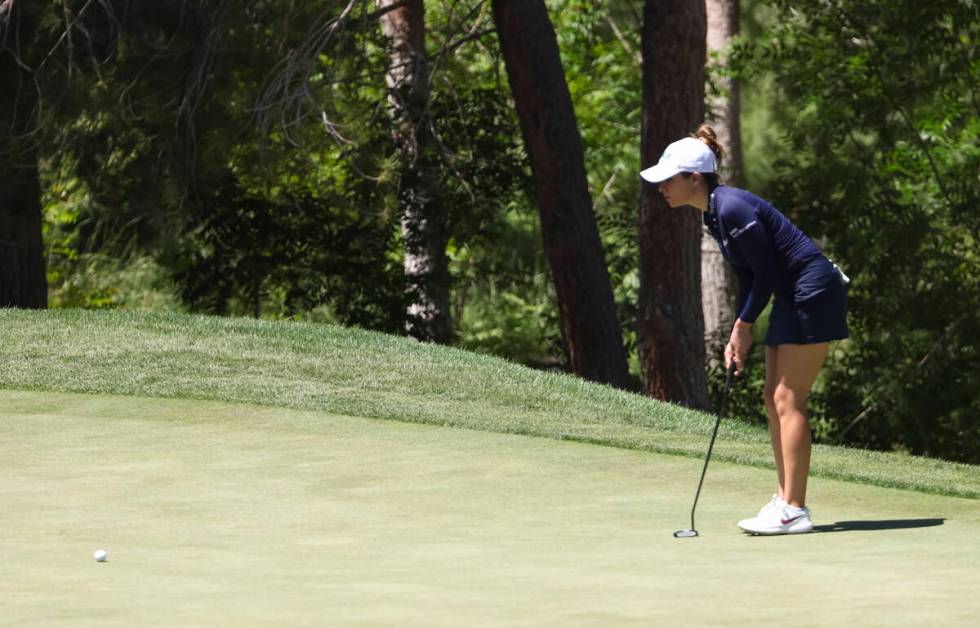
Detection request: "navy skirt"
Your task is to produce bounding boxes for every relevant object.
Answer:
[765,257,849,346]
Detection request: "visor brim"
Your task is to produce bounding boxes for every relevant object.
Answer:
[639,162,682,183]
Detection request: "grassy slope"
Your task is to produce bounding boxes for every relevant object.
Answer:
[1,308,978,498]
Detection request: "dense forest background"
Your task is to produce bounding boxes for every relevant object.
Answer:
[2,0,977,462]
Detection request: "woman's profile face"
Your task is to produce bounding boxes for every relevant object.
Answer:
[657,173,700,208]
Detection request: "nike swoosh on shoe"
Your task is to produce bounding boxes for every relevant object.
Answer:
[780,515,804,525]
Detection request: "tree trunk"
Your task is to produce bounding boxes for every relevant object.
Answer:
[492,0,631,389]
[701,232,736,366]
[0,2,47,309]
[377,0,453,343]
[702,0,741,366]
[706,0,744,188]
[637,0,708,408]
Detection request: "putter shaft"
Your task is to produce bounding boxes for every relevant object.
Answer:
[678,363,736,537]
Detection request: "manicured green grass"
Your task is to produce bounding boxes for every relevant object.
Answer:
[3,309,980,625]
[3,390,979,626]
[1,308,978,498]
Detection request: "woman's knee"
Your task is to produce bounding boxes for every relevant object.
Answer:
[772,384,807,417]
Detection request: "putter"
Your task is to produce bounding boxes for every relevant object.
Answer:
[674,361,737,538]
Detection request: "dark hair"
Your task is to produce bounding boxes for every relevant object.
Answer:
[682,171,721,191]
[693,123,723,191]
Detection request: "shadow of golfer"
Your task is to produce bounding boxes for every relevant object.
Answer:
[812,518,945,533]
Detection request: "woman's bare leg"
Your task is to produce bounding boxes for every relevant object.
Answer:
[763,346,784,499]
[772,343,829,508]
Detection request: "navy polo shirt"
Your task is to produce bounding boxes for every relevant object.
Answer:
[704,186,825,324]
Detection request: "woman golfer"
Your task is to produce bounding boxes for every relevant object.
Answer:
[640,125,848,535]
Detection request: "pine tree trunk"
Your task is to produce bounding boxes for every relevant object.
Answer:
[0,3,47,309]
[637,0,708,408]
[492,0,631,389]
[706,0,744,188]
[702,0,741,366]
[377,0,453,343]
[701,232,736,366]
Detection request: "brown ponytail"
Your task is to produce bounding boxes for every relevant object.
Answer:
[689,123,724,190]
[694,123,724,167]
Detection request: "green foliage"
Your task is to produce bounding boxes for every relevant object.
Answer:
[38,1,526,334]
[172,173,405,329]
[552,0,644,373]
[457,287,560,366]
[453,207,563,366]
[732,0,980,462]
[42,155,182,311]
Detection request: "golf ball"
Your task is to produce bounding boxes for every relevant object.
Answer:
[94,549,108,562]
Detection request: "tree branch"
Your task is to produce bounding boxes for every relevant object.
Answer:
[435,26,495,58]
[606,15,641,66]
[254,0,364,143]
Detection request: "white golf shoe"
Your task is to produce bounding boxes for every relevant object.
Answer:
[756,493,784,516]
[738,501,813,535]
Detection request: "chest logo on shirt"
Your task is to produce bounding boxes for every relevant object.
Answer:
[728,220,758,239]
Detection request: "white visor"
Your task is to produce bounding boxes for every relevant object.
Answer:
[640,137,716,183]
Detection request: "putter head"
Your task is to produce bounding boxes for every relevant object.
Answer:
[673,529,699,538]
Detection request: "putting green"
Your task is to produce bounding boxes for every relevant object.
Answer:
[2,389,978,626]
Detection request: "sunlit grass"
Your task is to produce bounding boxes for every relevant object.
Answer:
[1,308,977,498]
